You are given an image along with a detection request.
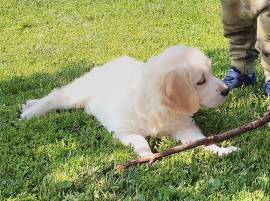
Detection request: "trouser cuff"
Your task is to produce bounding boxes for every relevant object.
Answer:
[231,60,255,74]
[262,58,270,81]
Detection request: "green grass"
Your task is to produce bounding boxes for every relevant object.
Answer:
[1,0,270,200]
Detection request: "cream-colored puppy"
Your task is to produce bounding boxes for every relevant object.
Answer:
[20,45,238,157]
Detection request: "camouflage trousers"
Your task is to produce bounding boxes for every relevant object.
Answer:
[221,0,270,80]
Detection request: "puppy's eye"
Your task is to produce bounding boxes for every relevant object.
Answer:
[197,76,206,85]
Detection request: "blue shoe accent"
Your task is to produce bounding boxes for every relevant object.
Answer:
[223,67,256,90]
[264,81,270,96]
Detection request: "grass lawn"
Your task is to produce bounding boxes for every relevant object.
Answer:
[1,0,270,200]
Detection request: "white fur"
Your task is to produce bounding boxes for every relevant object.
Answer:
[21,45,238,157]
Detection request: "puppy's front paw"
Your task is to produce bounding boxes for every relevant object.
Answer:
[204,144,239,156]
[138,151,154,158]
[216,146,239,156]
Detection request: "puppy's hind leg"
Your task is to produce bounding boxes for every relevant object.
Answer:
[20,87,86,119]
[21,99,40,113]
[20,70,96,120]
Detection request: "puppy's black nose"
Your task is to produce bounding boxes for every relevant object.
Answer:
[221,88,230,96]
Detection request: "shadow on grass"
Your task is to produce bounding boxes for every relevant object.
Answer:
[1,50,270,200]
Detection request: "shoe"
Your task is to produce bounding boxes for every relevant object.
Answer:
[223,67,256,90]
[264,81,270,96]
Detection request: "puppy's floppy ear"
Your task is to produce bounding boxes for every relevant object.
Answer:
[159,70,200,114]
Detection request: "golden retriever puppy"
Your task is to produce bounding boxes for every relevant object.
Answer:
[20,45,238,157]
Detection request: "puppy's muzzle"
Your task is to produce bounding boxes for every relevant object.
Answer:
[220,88,230,97]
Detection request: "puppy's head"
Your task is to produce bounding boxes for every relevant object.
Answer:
[150,45,228,115]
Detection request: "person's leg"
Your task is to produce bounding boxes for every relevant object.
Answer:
[221,0,258,89]
[255,6,270,94]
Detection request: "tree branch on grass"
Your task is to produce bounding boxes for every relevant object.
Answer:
[115,106,270,172]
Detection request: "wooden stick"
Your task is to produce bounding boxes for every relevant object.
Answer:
[115,106,270,171]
